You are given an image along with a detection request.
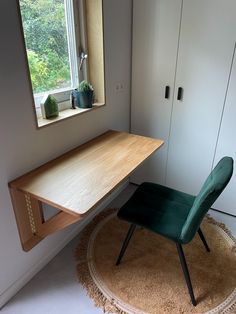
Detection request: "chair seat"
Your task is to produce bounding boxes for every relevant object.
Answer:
[118,182,196,243]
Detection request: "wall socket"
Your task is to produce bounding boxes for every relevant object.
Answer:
[115,82,125,93]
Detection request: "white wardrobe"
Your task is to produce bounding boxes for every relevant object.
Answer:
[131,0,236,216]
[212,49,236,215]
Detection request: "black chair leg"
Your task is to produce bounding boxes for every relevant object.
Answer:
[198,228,210,252]
[176,243,197,306]
[116,224,136,266]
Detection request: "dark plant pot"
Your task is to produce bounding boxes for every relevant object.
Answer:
[76,90,93,108]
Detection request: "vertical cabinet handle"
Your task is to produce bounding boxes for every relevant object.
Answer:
[177,87,183,101]
[165,86,170,99]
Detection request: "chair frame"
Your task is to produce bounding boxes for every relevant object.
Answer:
[116,224,210,306]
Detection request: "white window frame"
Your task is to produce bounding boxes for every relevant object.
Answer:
[20,0,88,117]
[65,0,79,90]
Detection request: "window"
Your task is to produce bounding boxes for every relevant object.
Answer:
[19,0,84,109]
[18,0,105,127]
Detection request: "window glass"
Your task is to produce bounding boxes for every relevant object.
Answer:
[19,0,74,95]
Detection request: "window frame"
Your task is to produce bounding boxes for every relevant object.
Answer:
[18,0,89,117]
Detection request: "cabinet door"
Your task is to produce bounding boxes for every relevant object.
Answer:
[131,0,182,185]
[212,48,236,216]
[166,0,236,194]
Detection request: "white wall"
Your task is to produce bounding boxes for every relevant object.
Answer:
[0,0,132,306]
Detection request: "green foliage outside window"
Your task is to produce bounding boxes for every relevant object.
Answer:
[20,0,71,93]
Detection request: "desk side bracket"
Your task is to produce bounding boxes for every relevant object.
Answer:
[9,188,80,251]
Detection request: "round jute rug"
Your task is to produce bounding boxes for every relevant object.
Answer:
[75,209,236,314]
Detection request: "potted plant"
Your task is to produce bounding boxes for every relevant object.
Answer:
[76,80,94,108]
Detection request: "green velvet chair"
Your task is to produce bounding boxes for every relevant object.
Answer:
[116,157,233,306]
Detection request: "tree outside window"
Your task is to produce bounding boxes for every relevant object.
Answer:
[20,0,72,94]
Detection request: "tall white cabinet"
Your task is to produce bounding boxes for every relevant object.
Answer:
[166,0,236,194]
[131,0,182,185]
[212,48,236,216]
[131,0,236,216]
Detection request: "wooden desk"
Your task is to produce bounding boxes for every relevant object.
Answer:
[9,130,163,251]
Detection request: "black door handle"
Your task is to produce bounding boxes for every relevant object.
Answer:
[165,86,170,99]
[177,87,183,101]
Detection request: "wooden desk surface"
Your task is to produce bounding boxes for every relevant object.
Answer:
[10,130,163,217]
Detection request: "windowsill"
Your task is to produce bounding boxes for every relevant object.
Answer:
[37,102,105,128]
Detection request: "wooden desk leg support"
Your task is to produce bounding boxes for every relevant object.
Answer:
[9,188,81,251]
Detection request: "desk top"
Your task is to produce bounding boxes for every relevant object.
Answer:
[9,130,163,216]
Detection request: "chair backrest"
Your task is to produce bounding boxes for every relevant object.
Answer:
[180,156,233,244]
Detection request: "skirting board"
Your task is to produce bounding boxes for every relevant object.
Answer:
[0,180,129,309]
